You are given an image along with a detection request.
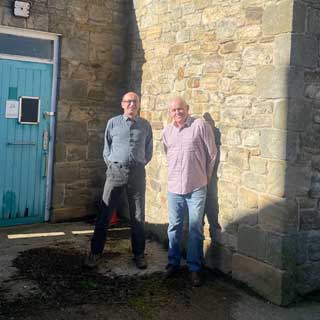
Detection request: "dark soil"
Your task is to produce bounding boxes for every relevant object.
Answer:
[0,247,215,320]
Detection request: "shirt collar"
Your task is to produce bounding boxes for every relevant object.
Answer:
[173,116,193,128]
[123,114,138,122]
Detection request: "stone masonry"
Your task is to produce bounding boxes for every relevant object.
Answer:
[0,0,130,220]
[1,0,320,305]
[128,0,320,305]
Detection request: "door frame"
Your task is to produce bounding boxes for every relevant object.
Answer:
[0,25,60,222]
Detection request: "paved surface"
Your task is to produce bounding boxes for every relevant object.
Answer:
[0,221,320,320]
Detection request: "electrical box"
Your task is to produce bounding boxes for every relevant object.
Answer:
[13,1,30,18]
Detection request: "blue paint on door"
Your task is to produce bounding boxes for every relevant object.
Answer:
[0,59,53,226]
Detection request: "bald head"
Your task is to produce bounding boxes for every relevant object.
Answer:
[169,97,188,109]
[169,96,189,128]
[121,92,140,119]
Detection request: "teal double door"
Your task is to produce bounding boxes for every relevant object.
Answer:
[0,59,53,226]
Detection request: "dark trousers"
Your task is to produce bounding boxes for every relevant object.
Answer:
[91,165,146,257]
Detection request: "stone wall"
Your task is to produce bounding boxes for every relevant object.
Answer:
[1,0,319,306]
[128,0,319,305]
[294,0,320,297]
[0,0,129,220]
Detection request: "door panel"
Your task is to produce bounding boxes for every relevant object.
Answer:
[0,59,52,226]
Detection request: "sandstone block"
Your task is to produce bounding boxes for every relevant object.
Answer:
[218,180,238,208]
[257,66,304,99]
[300,209,320,230]
[259,194,298,233]
[245,6,263,25]
[275,34,318,68]
[267,160,286,197]
[238,225,266,261]
[204,242,233,274]
[296,261,320,295]
[176,29,190,43]
[262,1,294,36]
[252,100,273,115]
[230,80,256,95]
[285,162,312,197]
[234,209,258,226]
[204,53,224,73]
[225,95,252,108]
[65,184,90,206]
[202,7,219,29]
[308,234,320,262]
[51,207,88,222]
[221,109,243,127]
[61,37,89,63]
[52,183,65,208]
[249,156,267,175]
[260,129,286,160]
[237,25,261,40]
[87,86,106,101]
[273,99,288,130]
[54,143,67,162]
[287,99,313,131]
[89,5,111,24]
[262,3,278,35]
[242,115,273,129]
[239,187,258,209]
[265,232,296,269]
[112,45,125,65]
[216,18,241,40]
[67,145,87,162]
[307,6,320,35]
[57,121,88,144]
[225,128,241,146]
[54,162,80,183]
[87,133,104,160]
[242,172,266,192]
[232,253,295,305]
[292,0,306,33]
[242,44,273,66]
[228,148,249,170]
[59,79,88,100]
[242,129,260,147]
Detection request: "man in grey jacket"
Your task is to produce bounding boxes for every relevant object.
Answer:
[85,92,153,269]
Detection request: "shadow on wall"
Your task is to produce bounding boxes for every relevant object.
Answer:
[121,0,320,307]
[124,1,145,98]
[114,1,146,220]
[204,0,320,305]
[203,112,222,238]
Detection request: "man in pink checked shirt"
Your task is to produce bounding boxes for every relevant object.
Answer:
[162,97,217,287]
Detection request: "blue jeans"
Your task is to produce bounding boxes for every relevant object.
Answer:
[167,186,207,272]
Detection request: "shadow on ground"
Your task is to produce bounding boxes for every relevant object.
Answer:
[1,246,232,320]
[1,221,320,320]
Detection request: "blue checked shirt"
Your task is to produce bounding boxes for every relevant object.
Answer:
[103,114,153,166]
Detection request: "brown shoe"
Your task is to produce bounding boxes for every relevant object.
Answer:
[134,255,148,269]
[191,271,202,287]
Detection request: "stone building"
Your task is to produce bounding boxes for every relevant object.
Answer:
[0,0,319,305]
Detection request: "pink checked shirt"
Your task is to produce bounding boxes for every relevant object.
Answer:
[162,117,217,195]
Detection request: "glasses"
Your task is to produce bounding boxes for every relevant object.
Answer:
[122,99,138,105]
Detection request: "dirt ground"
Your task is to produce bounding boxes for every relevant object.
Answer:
[0,221,320,320]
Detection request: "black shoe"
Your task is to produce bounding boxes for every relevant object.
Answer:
[134,255,148,269]
[165,264,180,278]
[84,252,102,269]
[190,271,202,287]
